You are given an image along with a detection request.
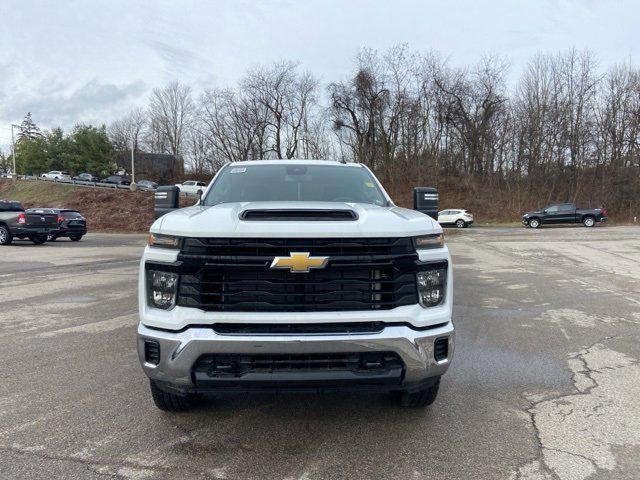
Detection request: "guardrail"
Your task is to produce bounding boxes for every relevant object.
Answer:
[10,175,200,196]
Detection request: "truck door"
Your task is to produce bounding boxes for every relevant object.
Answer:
[556,204,576,224]
[543,205,562,224]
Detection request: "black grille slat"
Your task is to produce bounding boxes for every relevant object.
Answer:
[179,281,415,297]
[194,352,403,377]
[181,237,414,257]
[144,340,160,365]
[175,237,419,312]
[179,300,404,310]
[434,338,449,361]
[212,322,385,335]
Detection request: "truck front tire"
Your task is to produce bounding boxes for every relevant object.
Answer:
[149,380,198,412]
[583,216,595,227]
[0,225,12,245]
[398,377,441,407]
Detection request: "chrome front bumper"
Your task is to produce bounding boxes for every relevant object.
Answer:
[137,321,454,392]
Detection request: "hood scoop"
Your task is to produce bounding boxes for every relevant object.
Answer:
[240,208,358,221]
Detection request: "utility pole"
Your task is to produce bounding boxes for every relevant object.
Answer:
[10,124,21,178]
[131,134,135,184]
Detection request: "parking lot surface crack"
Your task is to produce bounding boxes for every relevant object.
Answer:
[0,444,154,480]
[511,338,640,480]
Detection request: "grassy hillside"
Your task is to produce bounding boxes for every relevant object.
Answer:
[0,179,157,233]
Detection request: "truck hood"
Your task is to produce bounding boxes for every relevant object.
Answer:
[153,201,441,238]
[523,209,544,217]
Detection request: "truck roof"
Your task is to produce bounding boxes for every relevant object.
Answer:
[227,159,363,168]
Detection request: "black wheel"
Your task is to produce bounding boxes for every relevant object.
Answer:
[398,377,441,408]
[583,216,595,227]
[0,225,13,245]
[149,380,198,412]
[30,235,47,245]
[69,235,83,242]
[528,218,541,229]
[47,234,57,242]
[455,219,466,228]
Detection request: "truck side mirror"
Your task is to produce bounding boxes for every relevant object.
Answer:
[413,187,439,220]
[154,185,180,219]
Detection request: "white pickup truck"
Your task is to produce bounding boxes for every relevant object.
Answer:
[138,160,454,411]
[174,180,206,196]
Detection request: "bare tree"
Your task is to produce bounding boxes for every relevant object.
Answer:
[185,121,212,176]
[242,62,320,159]
[595,63,640,168]
[329,62,390,168]
[199,88,267,163]
[148,81,194,173]
[108,107,147,152]
[95,44,639,217]
[433,55,509,175]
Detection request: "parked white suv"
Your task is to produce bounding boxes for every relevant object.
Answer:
[175,180,206,196]
[438,209,474,228]
[138,160,454,411]
[41,170,71,181]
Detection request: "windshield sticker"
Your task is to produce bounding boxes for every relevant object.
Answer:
[230,167,247,174]
[364,181,374,188]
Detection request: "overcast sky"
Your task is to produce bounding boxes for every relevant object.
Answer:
[1,0,638,148]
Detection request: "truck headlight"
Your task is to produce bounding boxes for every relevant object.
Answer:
[147,270,178,310]
[413,234,444,249]
[417,265,447,307]
[148,233,181,249]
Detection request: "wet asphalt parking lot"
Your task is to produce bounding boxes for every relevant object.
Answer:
[1,226,639,480]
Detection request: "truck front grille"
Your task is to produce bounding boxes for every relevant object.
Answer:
[175,237,418,312]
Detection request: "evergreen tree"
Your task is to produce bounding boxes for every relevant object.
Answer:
[66,124,113,176]
[17,112,43,141]
[0,149,11,174]
[14,136,48,174]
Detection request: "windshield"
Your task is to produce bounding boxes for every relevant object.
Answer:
[202,164,388,206]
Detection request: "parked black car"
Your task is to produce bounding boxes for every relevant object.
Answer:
[27,208,87,241]
[0,201,59,245]
[102,175,131,186]
[522,203,608,228]
[73,173,99,182]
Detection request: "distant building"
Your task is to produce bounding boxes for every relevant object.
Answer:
[114,151,181,183]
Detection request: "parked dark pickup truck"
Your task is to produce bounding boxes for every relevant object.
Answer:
[522,203,608,228]
[0,200,59,245]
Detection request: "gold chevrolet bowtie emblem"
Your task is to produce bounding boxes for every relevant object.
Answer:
[270,252,329,273]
